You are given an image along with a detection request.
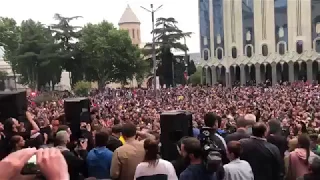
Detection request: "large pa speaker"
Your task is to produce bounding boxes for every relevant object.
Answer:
[64,97,90,140]
[160,110,193,161]
[0,91,27,122]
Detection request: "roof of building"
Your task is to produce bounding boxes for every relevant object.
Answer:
[118,5,140,25]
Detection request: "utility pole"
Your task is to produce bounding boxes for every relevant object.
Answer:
[141,4,163,97]
[184,36,189,84]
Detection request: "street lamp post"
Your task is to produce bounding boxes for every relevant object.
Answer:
[141,4,163,97]
[183,36,188,84]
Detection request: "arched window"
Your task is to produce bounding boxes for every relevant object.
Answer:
[262,44,268,56]
[296,40,303,54]
[278,43,285,55]
[132,29,135,38]
[204,50,209,60]
[217,49,223,60]
[315,39,320,53]
[232,47,237,59]
[246,46,252,57]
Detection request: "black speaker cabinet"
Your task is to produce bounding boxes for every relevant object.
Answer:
[160,110,193,161]
[0,90,27,122]
[64,97,90,140]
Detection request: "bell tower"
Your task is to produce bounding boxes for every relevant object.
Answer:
[118,5,141,45]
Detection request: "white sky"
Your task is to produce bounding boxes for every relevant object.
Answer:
[0,0,200,53]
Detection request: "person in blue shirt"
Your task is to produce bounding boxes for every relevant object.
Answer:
[87,131,113,179]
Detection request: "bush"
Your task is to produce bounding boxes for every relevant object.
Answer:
[73,81,91,97]
[189,67,204,85]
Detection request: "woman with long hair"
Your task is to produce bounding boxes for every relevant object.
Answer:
[285,134,319,180]
[134,138,178,180]
[9,135,25,152]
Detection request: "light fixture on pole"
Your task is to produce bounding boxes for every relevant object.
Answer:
[141,4,163,97]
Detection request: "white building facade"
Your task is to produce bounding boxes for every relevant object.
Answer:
[199,0,320,86]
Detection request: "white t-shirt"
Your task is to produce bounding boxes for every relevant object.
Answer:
[134,159,178,180]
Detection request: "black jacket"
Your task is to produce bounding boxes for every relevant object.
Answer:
[224,129,250,144]
[240,137,283,180]
[106,135,122,152]
[61,149,88,180]
[266,134,288,158]
[171,157,188,177]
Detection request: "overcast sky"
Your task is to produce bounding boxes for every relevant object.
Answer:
[0,0,200,53]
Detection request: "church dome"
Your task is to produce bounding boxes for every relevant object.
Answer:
[118,5,140,25]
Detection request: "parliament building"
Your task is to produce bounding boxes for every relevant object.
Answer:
[199,0,320,86]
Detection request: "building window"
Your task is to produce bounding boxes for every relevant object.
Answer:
[278,43,285,55]
[246,45,252,57]
[204,50,209,60]
[203,37,208,46]
[217,48,223,60]
[232,47,237,59]
[296,40,303,54]
[137,29,140,40]
[132,29,135,38]
[315,39,320,53]
[262,44,268,56]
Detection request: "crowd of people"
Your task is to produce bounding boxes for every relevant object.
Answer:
[0,81,320,180]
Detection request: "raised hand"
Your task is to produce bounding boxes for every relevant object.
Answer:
[36,148,69,180]
[0,148,37,180]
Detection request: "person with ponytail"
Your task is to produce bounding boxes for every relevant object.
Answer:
[285,134,319,180]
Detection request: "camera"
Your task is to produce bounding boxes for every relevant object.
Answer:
[199,127,223,173]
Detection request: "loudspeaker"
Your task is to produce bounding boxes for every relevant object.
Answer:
[64,97,90,140]
[0,91,27,122]
[160,110,193,161]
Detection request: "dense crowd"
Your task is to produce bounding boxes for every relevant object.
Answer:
[0,82,320,180]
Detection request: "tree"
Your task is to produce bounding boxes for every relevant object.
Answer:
[73,81,91,96]
[51,13,83,85]
[0,17,20,89]
[15,19,61,90]
[189,67,203,85]
[79,21,146,88]
[144,17,191,87]
[188,60,197,76]
[0,17,64,90]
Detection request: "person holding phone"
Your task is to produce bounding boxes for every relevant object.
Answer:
[0,148,69,180]
[55,130,88,180]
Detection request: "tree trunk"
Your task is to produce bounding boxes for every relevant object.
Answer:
[98,80,104,90]
[13,69,17,90]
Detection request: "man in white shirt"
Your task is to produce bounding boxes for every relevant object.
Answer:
[223,141,254,180]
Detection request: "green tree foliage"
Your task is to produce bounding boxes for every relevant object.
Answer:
[188,60,197,76]
[144,17,191,87]
[16,19,61,89]
[51,14,83,85]
[0,17,20,89]
[79,21,146,88]
[0,14,147,90]
[189,67,203,85]
[73,81,91,96]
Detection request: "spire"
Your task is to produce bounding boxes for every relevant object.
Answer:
[118,5,140,25]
